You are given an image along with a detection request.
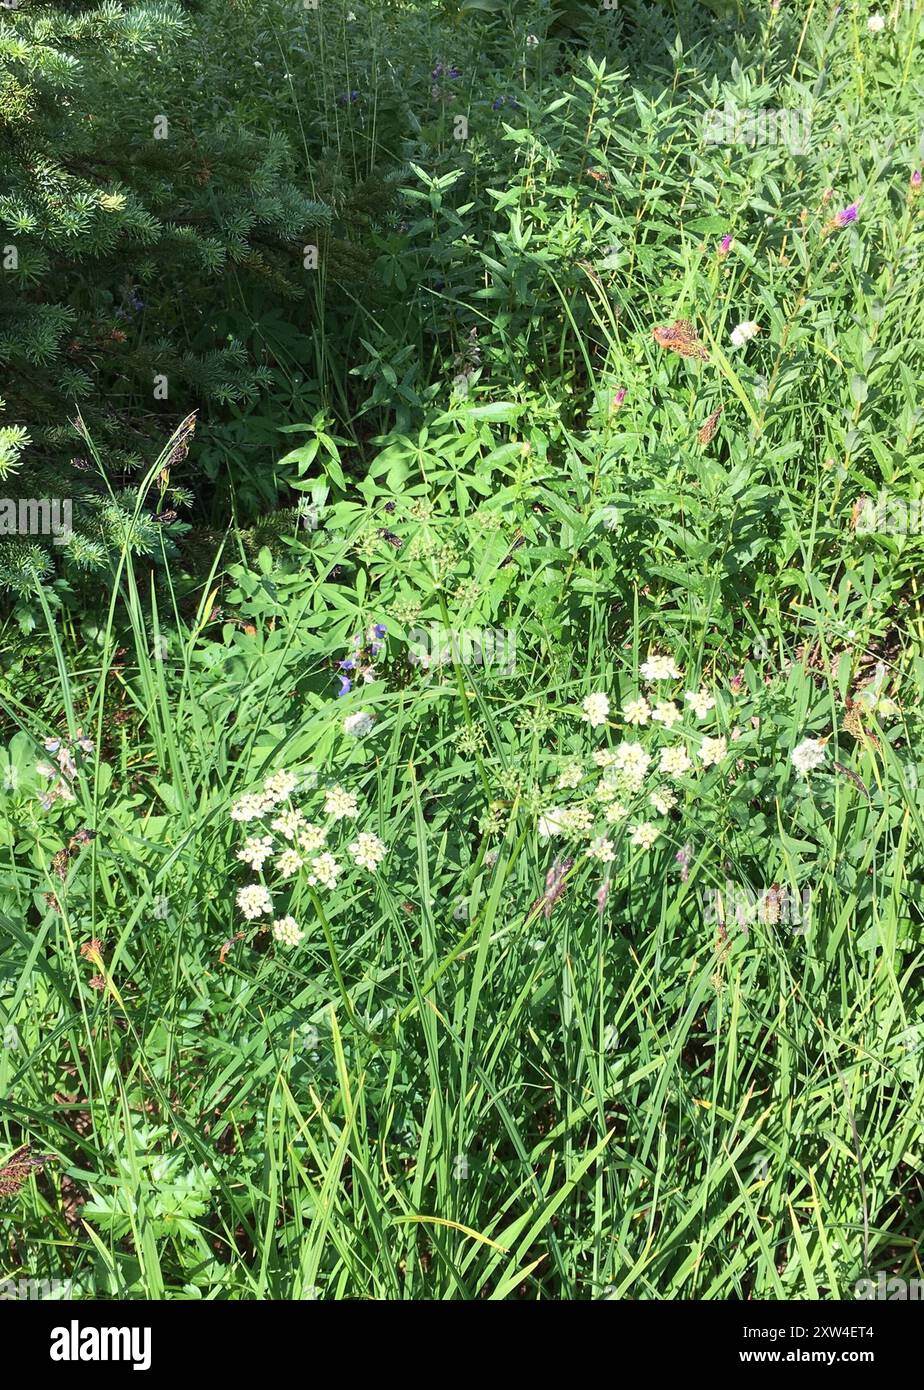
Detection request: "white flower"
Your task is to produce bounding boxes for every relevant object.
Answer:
[867,13,885,32]
[640,653,682,682]
[685,689,716,718]
[729,320,759,349]
[586,836,616,863]
[581,692,611,727]
[557,763,584,790]
[594,777,619,802]
[230,791,273,822]
[272,916,303,947]
[263,770,298,804]
[297,822,327,853]
[236,835,274,870]
[649,787,676,815]
[36,762,56,779]
[323,785,359,820]
[526,32,539,45]
[791,737,827,776]
[652,700,682,729]
[622,697,651,725]
[275,848,305,879]
[593,748,619,768]
[538,808,568,839]
[343,710,375,738]
[307,852,341,889]
[272,808,306,840]
[348,832,386,871]
[699,735,728,768]
[604,802,629,823]
[612,741,650,791]
[659,745,692,778]
[236,884,273,920]
[560,805,595,837]
[629,822,659,850]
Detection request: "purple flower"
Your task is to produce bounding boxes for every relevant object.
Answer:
[912,170,922,190]
[448,67,462,79]
[337,675,352,697]
[718,233,733,256]
[836,204,859,226]
[542,856,573,921]
[675,844,692,884]
[611,387,626,411]
[492,96,505,110]
[339,658,356,671]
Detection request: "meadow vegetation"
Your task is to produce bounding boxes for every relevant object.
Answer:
[1,0,923,1300]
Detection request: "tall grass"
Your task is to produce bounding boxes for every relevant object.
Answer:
[2,0,924,1301]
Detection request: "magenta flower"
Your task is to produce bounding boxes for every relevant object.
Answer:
[836,204,859,226]
[911,171,922,192]
[718,233,733,257]
[611,387,626,412]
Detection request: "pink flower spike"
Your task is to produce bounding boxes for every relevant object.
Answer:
[718,234,733,257]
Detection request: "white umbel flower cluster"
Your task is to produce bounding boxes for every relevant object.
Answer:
[323,786,359,820]
[236,884,273,920]
[307,852,341,889]
[236,835,274,870]
[729,320,760,349]
[581,692,610,727]
[348,832,387,871]
[272,916,304,947]
[640,653,682,681]
[791,738,827,776]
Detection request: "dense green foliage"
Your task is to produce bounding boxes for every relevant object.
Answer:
[1,0,924,1301]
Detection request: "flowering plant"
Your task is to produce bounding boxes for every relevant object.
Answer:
[231,769,388,950]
